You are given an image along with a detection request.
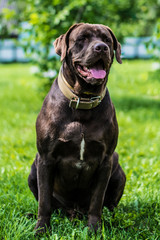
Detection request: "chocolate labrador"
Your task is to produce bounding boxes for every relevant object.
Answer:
[28,23,126,234]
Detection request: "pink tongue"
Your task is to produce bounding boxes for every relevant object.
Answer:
[90,69,106,79]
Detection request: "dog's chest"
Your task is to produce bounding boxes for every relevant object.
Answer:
[58,121,85,161]
[53,121,106,190]
[55,121,106,166]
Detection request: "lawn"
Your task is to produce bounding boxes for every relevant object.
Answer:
[0,60,160,239]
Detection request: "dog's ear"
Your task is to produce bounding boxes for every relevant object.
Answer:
[53,34,65,60]
[54,23,84,61]
[105,26,122,64]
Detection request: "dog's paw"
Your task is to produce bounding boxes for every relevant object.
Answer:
[34,217,50,235]
[88,215,101,232]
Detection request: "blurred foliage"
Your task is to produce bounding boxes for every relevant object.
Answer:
[146,19,160,62]
[0,1,25,38]
[1,0,160,85]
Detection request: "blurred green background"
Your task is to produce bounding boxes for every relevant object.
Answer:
[0,0,160,84]
[0,1,160,239]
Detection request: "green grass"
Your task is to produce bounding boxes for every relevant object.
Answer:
[0,60,160,239]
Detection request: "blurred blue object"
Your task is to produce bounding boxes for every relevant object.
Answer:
[0,38,29,62]
[121,37,152,59]
[0,35,158,63]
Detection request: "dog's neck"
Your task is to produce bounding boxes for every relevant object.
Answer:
[62,62,108,97]
[58,66,107,110]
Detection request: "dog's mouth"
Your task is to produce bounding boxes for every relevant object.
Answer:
[76,59,106,80]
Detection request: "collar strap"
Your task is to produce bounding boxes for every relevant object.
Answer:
[58,68,106,110]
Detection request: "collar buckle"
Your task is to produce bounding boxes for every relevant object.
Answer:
[69,97,80,109]
[90,96,102,103]
[69,96,102,110]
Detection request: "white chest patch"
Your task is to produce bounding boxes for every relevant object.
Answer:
[80,137,85,161]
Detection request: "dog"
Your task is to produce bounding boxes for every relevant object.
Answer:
[28,23,126,234]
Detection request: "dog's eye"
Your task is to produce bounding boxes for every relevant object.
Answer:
[104,37,111,43]
[77,35,88,42]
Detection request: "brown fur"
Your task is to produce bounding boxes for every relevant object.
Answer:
[28,23,126,234]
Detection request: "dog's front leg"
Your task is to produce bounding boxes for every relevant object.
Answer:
[35,155,53,234]
[88,155,112,231]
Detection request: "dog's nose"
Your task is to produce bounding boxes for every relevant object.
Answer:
[94,43,108,53]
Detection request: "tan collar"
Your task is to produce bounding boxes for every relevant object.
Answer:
[58,67,106,110]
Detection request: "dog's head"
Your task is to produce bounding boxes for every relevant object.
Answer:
[54,23,122,86]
